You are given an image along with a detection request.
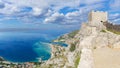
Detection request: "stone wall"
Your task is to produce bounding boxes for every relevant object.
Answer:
[89,11,108,22]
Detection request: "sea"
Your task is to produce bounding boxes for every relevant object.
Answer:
[0,30,68,63]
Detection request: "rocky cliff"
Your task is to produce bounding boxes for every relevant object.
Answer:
[40,13,120,68]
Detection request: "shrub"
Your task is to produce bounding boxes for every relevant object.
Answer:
[68,30,79,38]
[100,30,106,33]
[104,21,120,35]
[107,29,120,35]
[69,43,76,52]
[75,56,80,68]
[93,46,96,49]
[58,36,65,41]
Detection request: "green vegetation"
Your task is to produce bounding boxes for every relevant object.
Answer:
[107,29,120,35]
[69,43,76,52]
[69,41,78,52]
[56,30,79,42]
[67,30,79,38]
[74,51,81,68]
[0,57,4,61]
[58,36,65,41]
[75,56,80,68]
[48,64,54,68]
[100,30,106,33]
[93,46,97,49]
[104,21,120,35]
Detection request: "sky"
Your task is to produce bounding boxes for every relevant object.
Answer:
[0,0,120,31]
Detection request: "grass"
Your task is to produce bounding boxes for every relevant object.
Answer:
[100,30,106,33]
[107,29,120,35]
[93,46,97,49]
[69,43,76,52]
[67,30,79,38]
[56,30,79,42]
[69,40,79,52]
[100,29,120,35]
[58,36,65,41]
[75,56,80,68]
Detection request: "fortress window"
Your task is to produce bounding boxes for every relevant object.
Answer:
[101,21,103,22]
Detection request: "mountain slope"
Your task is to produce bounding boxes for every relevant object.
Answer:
[40,17,120,68]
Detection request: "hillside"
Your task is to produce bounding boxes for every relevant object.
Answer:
[40,11,120,68]
[40,29,81,68]
[103,21,120,34]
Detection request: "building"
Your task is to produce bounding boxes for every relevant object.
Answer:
[87,10,108,31]
[89,10,108,23]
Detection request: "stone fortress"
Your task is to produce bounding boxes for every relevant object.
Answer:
[88,10,108,28]
[40,11,120,68]
[81,10,109,34]
[88,10,108,23]
[78,11,120,68]
[80,10,108,36]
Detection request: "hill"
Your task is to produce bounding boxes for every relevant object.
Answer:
[40,11,120,68]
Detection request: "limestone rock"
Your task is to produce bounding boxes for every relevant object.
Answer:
[40,11,120,68]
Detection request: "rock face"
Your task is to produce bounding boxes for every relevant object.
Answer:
[40,11,120,68]
[40,30,81,68]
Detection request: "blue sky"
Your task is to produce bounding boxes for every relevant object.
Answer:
[0,0,120,31]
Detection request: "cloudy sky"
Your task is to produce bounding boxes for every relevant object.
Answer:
[0,0,120,30]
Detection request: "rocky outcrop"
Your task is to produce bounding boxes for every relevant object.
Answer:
[40,11,120,68]
[0,57,4,61]
[40,22,120,68]
[40,29,81,68]
[77,22,120,68]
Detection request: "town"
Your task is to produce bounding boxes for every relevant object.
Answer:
[0,57,42,68]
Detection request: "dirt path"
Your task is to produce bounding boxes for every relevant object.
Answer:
[93,47,120,68]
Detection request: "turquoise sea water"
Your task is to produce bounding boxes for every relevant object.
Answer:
[52,42,68,47]
[0,31,58,62]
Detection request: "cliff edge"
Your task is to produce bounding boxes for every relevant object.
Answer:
[40,11,120,68]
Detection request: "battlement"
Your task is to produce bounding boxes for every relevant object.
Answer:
[89,10,108,22]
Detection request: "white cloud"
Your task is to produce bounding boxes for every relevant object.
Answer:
[44,12,65,24]
[44,10,86,25]
[2,0,79,11]
[80,0,105,5]
[3,0,48,8]
[109,13,120,24]
[0,3,19,15]
[45,9,53,17]
[0,0,49,16]
[114,18,120,22]
[110,0,120,8]
[0,0,106,15]
[32,7,42,16]
[44,1,105,25]
[109,0,120,11]
[0,0,119,25]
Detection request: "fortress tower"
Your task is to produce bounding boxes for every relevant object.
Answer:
[87,10,108,31]
[89,10,108,23]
